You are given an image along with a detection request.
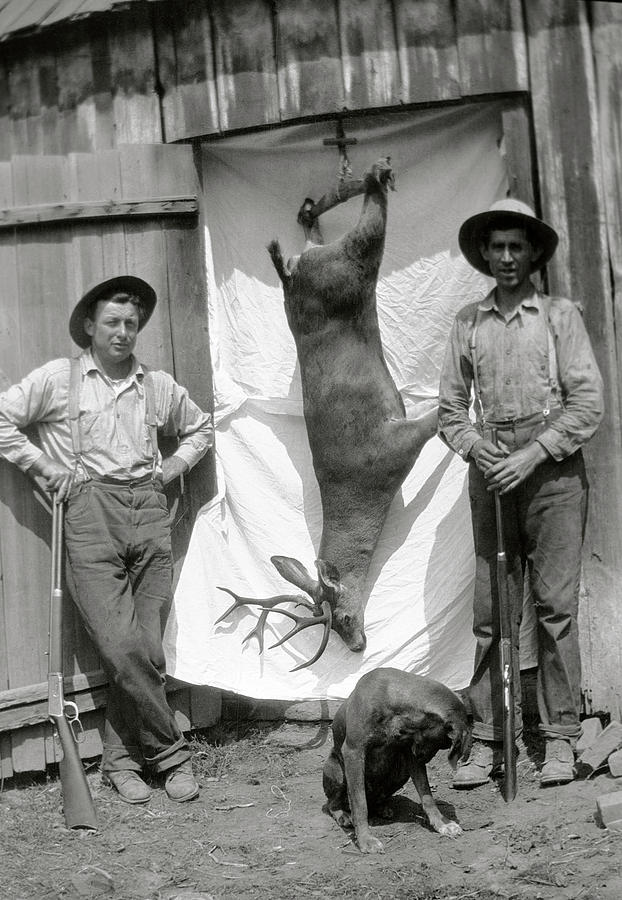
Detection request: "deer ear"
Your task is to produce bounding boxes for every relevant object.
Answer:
[315,558,341,592]
[270,556,317,595]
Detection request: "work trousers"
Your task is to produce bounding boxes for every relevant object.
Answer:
[467,443,587,745]
[64,478,189,774]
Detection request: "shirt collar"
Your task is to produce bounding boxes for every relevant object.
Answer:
[477,287,541,315]
[80,348,144,381]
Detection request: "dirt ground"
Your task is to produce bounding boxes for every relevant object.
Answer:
[1,711,622,900]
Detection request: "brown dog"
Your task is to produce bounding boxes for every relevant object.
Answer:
[322,667,472,853]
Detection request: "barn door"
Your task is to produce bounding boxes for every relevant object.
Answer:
[0,144,216,777]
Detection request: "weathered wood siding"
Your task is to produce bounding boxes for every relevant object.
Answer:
[0,0,621,724]
[523,0,622,717]
[0,144,219,777]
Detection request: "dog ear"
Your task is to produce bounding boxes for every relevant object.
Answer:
[447,722,473,771]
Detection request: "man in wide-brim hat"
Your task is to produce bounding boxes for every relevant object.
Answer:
[0,275,214,806]
[438,198,604,789]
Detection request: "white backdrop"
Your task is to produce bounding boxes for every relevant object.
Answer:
[163,102,537,700]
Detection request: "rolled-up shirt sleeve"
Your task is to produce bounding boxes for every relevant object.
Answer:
[158,375,214,471]
[437,310,481,460]
[0,365,57,471]
[535,300,604,460]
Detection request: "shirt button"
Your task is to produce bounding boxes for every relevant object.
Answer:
[505,378,511,385]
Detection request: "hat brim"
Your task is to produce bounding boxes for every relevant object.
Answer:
[459,210,559,276]
[69,276,157,348]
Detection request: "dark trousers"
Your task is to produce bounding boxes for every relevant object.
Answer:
[64,479,189,774]
[467,447,587,744]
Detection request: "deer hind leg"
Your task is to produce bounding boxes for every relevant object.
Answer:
[297,198,324,247]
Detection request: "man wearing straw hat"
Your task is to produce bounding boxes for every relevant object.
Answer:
[438,200,603,787]
[0,276,213,805]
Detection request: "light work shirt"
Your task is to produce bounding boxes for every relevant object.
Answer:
[438,289,604,462]
[0,350,214,481]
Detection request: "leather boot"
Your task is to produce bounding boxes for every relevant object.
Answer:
[540,738,575,786]
[452,740,502,788]
[104,770,152,804]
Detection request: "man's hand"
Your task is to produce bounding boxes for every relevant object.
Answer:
[469,438,507,474]
[27,455,74,501]
[484,442,549,494]
[161,455,189,486]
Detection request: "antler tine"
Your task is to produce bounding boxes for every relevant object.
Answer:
[268,600,333,671]
[214,587,314,626]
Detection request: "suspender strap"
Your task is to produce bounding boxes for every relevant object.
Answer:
[142,368,159,479]
[468,308,486,425]
[67,357,91,481]
[68,357,82,455]
[539,295,559,416]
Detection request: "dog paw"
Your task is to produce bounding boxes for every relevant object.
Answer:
[357,834,385,854]
[436,820,462,838]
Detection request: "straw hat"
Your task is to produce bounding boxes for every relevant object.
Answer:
[458,198,559,276]
[69,276,157,348]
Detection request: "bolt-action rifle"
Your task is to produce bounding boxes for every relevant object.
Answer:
[490,429,518,801]
[48,498,98,830]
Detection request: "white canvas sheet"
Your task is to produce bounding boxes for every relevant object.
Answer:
[164,103,537,700]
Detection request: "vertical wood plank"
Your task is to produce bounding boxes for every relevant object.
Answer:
[0,163,18,779]
[337,0,400,109]
[108,6,162,145]
[525,0,622,714]
[7,154,76,772]
[392,0,460,103]
[0,54,11,161]
[154,0,220,142]
[275,0,345,119]
[455,0,528,95]
[591,2,622,421]
[210,0,280,131]
[501,100,536,209]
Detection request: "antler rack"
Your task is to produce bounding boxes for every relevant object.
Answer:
[214,589,333,672]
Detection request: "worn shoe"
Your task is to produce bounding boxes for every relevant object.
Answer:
[540,738,575,786]
[164,761,200,802]
[453,740,501,788]
[104,770,152,804]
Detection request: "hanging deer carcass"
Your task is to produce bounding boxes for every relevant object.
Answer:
[216,159,438,668]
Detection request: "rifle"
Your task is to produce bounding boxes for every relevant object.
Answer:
[48,498,98,830]
[490,428,517,802]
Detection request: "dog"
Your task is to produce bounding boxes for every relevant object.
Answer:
[322,667,472,853]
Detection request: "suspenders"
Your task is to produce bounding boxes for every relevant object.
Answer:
[468,295,560,428]
[68,357,159,480]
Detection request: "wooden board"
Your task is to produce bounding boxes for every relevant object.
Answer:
[275,0,345,119]
[210,0,280,131]
[525,0,622,715]
[591,2,622,427]
[337,0,400,109]
[0,144,216,772]
[455,0,527,95]
[392,0,460,103]
[153,0,220,142]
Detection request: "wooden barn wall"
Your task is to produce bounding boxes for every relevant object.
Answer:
[0,0,530,155]
[0,144,220,778]
[0,0,621,762]
[522,0,622,716]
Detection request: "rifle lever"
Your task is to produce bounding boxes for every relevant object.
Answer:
[64,700,86,744]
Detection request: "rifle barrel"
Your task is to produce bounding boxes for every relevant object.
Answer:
[48,500,98,830]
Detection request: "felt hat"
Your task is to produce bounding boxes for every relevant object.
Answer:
[458,198,559,276]
[69,276,157,348]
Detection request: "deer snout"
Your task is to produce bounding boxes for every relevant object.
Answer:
[332,609,367,652]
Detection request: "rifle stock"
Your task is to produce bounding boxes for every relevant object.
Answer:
[491,434,517,802]
[48,500,98,831]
